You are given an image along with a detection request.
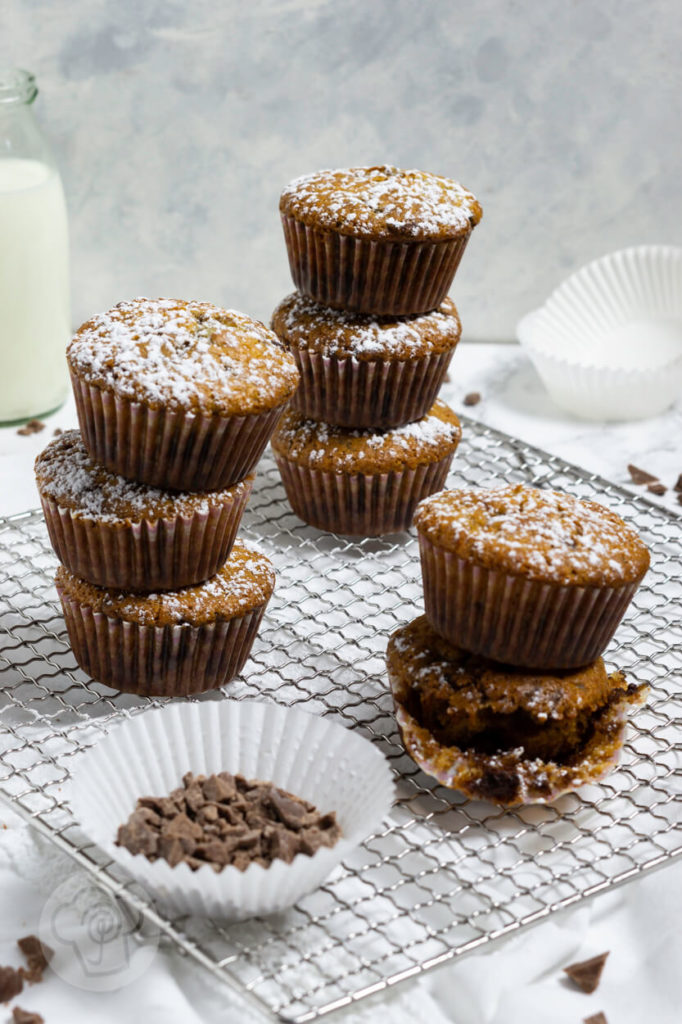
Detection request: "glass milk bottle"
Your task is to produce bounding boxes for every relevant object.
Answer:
[0,68,70,422]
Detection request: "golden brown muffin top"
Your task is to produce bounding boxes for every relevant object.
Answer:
[67,298,300,416]
[414,484,650,587]
[271,400,461,474]
[55,540,275,626]
[280,166,482,241]
[271,293,462,362]
[36,430,253,524]
[387,616,620,726]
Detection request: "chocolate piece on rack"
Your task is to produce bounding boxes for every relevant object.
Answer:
[17,935,53,983]
[16,419,46,436]
[116,772,342,872]
[674,474,682,492]
[564,951,609,994]
[583,1014,608,1024]
[12,1008,45,1024]
[463,391,481,406]
[627,464,658,485]
[647,482,667,496]
[0,965,23,1003]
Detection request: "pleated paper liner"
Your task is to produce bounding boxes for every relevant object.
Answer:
[274,454,454,536]
[69,700,394,919]
[289,348,454,429]
[40,474,253,592]
[57,589,269,697]
[281,212,471,315]
[71,373,287,491]
[517,245,682,420]
[418,533,643,671]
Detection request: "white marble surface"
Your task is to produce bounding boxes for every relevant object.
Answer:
[2,0,682,339]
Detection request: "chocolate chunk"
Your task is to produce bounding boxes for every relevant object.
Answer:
[564,951,609,994]
[627,464,658,485]
[116,771,342,872]
[647,482,667,495]
[674,474,682,493]
[17,936,52,984]
[583,1014,608,1024]
[463,391,481,407]
[12,1009,44,1024]
[0,965,23,1003]
[16,419,45,436]
[53,427,64,437]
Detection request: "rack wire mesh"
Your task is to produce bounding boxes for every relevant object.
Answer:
[0,416,681,1022]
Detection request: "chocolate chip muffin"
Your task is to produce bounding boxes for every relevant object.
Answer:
[271,292,461,428]
[414,484,650,669]
[67,298,300,491]
[271,399,461,536]
[387,615,647,806]
[56,540,275,696]
[36,430,253,591]
[280,166,482,314]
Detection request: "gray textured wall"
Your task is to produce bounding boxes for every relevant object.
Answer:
[3,0,681,339]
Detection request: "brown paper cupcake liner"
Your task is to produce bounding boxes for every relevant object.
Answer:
[281,213,471,315]
[40,477,253,593]
[274,454,454,536]
[289,349,455,429]
[57,587,267,696]
[418,534,642,670]
[71,373,286,492]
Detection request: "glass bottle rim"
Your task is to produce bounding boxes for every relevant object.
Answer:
[0,68,38,106]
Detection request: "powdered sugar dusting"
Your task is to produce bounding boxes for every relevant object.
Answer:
[67,298,299,415]
[271,292,461,359]
[35,431,247,523]
[273,400,461,472]
[414,484,650,585]
[280,166,482,240]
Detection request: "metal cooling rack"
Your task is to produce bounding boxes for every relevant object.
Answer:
[1,416,681,1022]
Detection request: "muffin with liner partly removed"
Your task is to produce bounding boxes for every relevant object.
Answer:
[271,291,461,428]
[271,399,462,536]
[414,484,650,670]
[67,298,300,492]
[280,166,482,315]
[55,540,275,696]
[387,615,647,806]
[36,430,254,592]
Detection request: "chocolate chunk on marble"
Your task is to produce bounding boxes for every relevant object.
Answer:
[564,951,609,994]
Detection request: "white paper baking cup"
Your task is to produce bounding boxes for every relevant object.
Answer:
[69,700,394,920]
[517,246,682,420]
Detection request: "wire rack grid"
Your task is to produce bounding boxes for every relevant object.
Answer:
[0,415,681,1023]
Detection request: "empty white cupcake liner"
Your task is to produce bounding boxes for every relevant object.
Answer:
[69,700,394,920]
[517,246,682,420]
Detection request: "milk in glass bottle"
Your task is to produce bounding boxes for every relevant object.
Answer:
[0,68,70,421]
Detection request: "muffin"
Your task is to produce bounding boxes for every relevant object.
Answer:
[280,166,482,315]
[271,400,461,536]
[414,484,651,670]
[36,430,253,592]
[67,298,300,491]
[387,615,647,806]
[271,292,461,428]
[56,540,275,696]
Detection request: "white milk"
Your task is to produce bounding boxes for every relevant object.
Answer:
[0,158,70,421]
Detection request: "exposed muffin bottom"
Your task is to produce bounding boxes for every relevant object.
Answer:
[387,616,647,806]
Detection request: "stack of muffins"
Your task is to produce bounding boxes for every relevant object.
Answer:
[35,298,300,697]
[270,165,482,536]
[387,484,652,806]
